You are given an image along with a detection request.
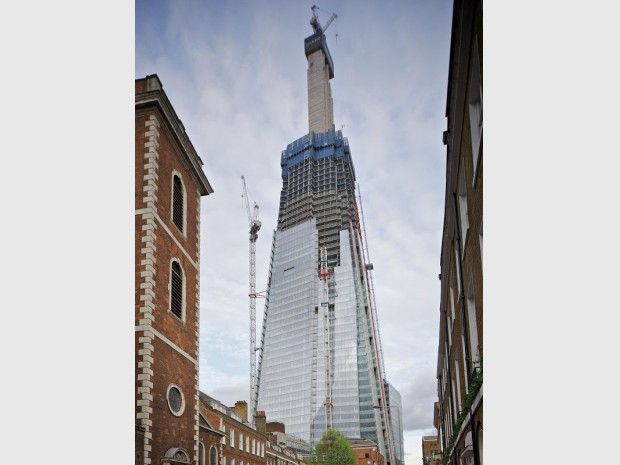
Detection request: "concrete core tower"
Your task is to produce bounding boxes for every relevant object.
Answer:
[305,26,335,133]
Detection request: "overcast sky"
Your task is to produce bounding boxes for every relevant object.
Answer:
[136,1,453,462]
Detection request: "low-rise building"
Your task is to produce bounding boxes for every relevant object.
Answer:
[264,440,302,465]
[349,438,385,465]
[421,436,442,465]
[256,411,310,465]
[199,393,267,465]
[199,412,226,465]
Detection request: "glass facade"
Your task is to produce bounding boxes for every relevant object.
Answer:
[257,219,318,441]
[387,382,404,465]
[256,130,389,455]
[256,24,398,461]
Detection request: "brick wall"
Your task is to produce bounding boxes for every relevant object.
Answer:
[136,75,211,465]
[201,399,267,465]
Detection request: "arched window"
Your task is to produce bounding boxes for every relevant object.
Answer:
[199,442,205,465]
[170,260,184,319]
[172,174,185,233]
[209,446,218,465]
[163,447,190,465]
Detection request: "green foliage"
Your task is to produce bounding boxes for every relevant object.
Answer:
[442,356,482,465]
[308,429,356,465]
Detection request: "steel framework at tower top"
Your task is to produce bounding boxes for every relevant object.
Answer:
[241,175,261,422]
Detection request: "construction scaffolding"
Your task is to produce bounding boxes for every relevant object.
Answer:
[278,129,356,269]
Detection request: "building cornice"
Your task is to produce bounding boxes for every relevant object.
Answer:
[199,424,226,437]
[136,75,214,196]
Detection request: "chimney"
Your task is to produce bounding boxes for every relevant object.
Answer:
[235,401,248,422]
[266,421,286,434]
[255,410,267,434]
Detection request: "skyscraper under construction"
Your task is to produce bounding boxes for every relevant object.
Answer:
[255,9,398,464]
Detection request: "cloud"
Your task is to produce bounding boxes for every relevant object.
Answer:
[137,0,454,456]
[398,369,438,431]
[200,360,249,408]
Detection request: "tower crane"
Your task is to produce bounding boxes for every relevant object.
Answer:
[310,4,337,34]
[241,175,261,422]
[318,246,336,431]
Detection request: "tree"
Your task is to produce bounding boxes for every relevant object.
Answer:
[308,429,356,465]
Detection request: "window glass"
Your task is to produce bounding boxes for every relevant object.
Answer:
[173,175,184,232]
[210,446,217,465]
[171,261,183,319]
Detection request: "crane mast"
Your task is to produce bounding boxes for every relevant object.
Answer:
[318,246,335,430]
[241,175,261,422]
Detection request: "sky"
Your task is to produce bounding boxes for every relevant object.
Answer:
[136,1,453,463]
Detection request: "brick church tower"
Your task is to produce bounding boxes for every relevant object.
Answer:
[135,74,213,465]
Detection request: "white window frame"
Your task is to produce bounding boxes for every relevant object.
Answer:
[468,35,482,186]
[199,442,206,465]
[169,257,186,322]
[455,359,462,413]
[450,379,457,423]
[171,170,188,238]
[209,446,218,465]
[449,285,456,345]
[466,276,480,364]
[461,335,469,390]
[166,383,185,417]
[458,167,469,250]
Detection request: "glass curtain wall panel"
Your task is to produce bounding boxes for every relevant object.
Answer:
[256,131,388,455]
